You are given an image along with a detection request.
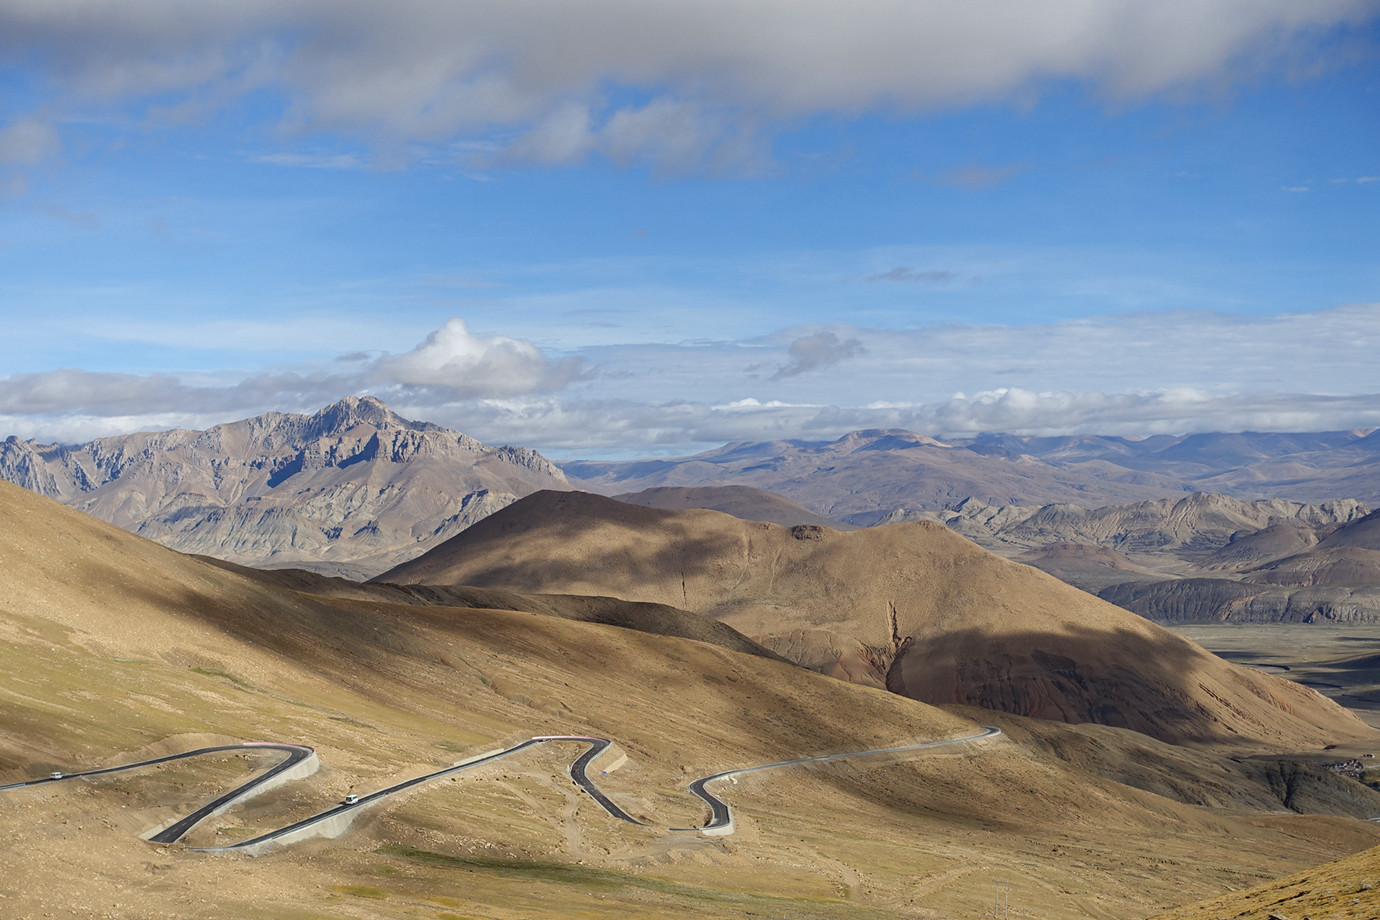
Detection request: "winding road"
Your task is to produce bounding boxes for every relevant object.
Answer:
[1,727,1000,852]
[0,742,316,844]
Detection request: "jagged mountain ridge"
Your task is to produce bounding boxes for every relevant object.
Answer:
[0,396,569,578]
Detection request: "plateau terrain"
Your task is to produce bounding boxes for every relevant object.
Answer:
[5,478,1380,919]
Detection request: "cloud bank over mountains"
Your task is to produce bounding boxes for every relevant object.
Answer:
[2,0,1372,174]
[3,304,1377,454]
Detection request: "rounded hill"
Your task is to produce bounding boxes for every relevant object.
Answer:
[379,491,1371,750]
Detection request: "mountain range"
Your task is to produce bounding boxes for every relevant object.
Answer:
[6,398,1380,621]
[0,396,567,578]
[567,426,1380,515]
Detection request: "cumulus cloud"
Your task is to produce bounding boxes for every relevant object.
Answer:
[372,318,586,397]
[773,331,865,378]
[0,1,1372,171]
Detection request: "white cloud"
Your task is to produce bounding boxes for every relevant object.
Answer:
[504,103,595,165]
[932,162,1033,190]
[1,1,1372,171]
[4,305,1380,455]
[372,318,587,397]
[0,317,585,439]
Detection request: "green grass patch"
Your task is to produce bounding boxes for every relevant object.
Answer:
[188,666,255,690]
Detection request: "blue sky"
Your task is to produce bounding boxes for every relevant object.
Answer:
[1,1,1377,458]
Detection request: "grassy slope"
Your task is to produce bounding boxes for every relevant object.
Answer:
[3,479,1380,920]
[1147,843,1380,920]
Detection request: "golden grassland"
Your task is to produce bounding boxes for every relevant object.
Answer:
[3,480,1380,919]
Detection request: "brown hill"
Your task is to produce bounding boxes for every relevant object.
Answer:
[379,490,1372,750]
[1319,507,1380,550]
[908,493,1380,624]
[209,557,786,663]
[0,396,569,578]
[6,479,1380,919]
[966,492,1367,559]
[614,484,857,529]
[1202,520,1325,570]
[1247,545,1380,588]
[1100,577,1380,626]
[1085,511,1380,625]
[569,429,1194,516]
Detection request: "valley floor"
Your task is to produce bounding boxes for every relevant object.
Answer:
[1172,623,1380,733]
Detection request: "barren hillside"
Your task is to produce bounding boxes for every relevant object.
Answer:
[379,490,1373,750]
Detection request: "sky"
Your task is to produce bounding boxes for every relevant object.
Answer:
[1,1,1378,459]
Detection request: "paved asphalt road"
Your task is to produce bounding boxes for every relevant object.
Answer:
[207,735,646,852]
[674,726,1002,831]
[2,728,1001,849]
[0,743,314,844]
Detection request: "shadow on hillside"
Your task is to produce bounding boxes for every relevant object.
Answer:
[892,621,1362,750]
[409,516,740,601]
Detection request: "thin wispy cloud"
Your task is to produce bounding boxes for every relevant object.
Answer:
[932,162,1033,190]
[860,268,958,284]
[250,152,370,170]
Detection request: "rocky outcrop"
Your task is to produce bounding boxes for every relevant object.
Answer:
[0,397,570,577]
